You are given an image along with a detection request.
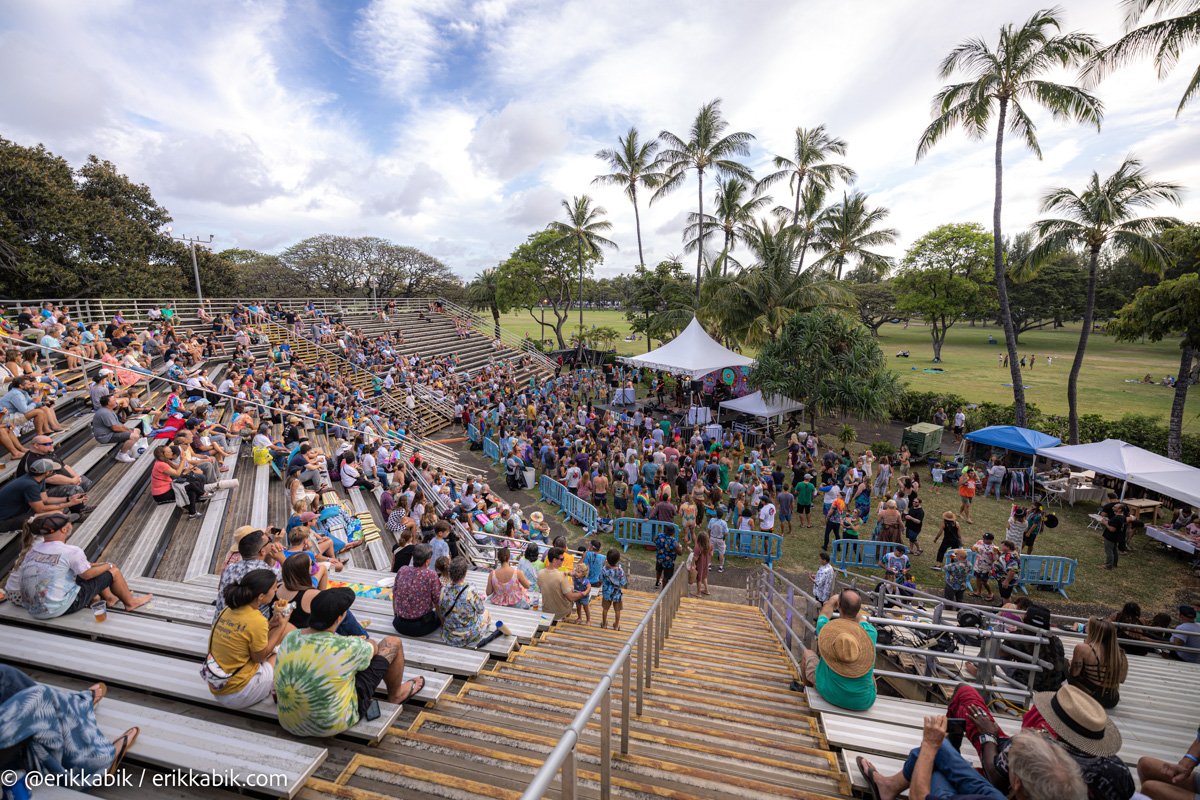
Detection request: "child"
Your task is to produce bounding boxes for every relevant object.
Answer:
[970,532,999,601]
[434,555,451,585]
[679,496,698,547]
[693,530,712,597]
[842,511,862,540]
[600,548,626,630]
[572,561,591,624]
[583,539,605,587]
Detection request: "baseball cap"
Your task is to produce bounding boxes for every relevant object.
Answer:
[98,368,113,377]
[28,459,61,475]
[308,588,356,630]
[299,511,318,523]
[1180,605,1196,619]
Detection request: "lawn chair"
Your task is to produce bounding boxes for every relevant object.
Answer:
[1040,479,1067,508]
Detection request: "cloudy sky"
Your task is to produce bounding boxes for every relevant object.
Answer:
[2,0,1197,280]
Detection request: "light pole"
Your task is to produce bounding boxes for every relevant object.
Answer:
[369,278,377,312]
[540,298,548,345]
[169,231,214,305]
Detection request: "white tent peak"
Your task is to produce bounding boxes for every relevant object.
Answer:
[1036,438,1200,509]
[719,391,804,419]
[619,316,755,380]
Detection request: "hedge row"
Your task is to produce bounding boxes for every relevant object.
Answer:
[892,390,1200,468]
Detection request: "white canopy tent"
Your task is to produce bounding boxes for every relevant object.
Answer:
[718,391,804,419]
[619,316,755,379]
[1035,438,1200,508]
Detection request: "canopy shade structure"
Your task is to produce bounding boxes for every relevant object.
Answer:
[964,425,1062,456]
[718,391,804,419]
[619,317,755,380]
[1036,438,1200,509]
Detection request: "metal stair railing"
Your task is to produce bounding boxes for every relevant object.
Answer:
[433,297,556,373]
[518,564,688,800]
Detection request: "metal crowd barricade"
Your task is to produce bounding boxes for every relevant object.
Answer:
[831,539,908,575]
[726,528,784,566]
[613,518,677,551]
[482,437,500,463]
[467,423,481,444]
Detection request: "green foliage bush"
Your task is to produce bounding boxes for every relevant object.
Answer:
[871,441,897,458]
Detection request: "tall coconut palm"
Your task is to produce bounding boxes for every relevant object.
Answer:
[592,127,665,267]
[1027,156,1182,444]
[1084,0,1200,115]
[917,7,1102,427]
[682,177,771,275]
[549,195,617,340]
[704,218,850,348]
[788,183,832,274]
[466,267,502,339]
[809,191,898,280]
[653,99,755,304]
[757,125,857,227]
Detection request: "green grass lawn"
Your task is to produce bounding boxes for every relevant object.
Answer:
[498,310,1192,429]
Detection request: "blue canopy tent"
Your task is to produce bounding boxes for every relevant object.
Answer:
[963,425,1062,499]
[964,425,1061,455]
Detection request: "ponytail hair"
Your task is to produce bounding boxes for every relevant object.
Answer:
[222,568,277,609]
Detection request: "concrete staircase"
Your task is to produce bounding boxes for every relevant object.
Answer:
[301,593,853,800]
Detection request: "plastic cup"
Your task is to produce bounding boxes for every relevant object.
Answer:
[92,601,107,623]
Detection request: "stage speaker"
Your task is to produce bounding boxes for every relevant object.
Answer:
[690,380,703,394]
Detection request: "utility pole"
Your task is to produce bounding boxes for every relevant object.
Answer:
[169,232,214,305]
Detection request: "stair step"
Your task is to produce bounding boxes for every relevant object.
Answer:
[341,754,526,800]
[513,645,798,683]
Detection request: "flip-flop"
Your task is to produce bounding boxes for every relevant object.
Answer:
[395,675,425,704]
[856,756,882,800]
[89,683,107,706]
[109,727,139,775]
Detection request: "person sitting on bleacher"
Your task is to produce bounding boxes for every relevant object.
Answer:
[11,513,151,618]
[275,588,424,737]
[0,459,90,531]
[173,427,224,482]
[288,442,325,489]
[0,375,63,436]
[538,547,587,621]
[392,543,442,637]
[439,556,491,647]
[207,568,292,709]
[800,589,878,711]
[18,435,94,500]
[215,529,284,618]
[91,394,142,463]
[859,715,1087,800]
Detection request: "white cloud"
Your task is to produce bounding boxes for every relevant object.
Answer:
[0,0,1197,281]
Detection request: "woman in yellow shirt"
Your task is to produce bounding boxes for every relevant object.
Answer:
[208,569,291,709]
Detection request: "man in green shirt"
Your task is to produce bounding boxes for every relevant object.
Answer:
[801,589,877,711]
[794,474,816,529]
[274,588,423,737]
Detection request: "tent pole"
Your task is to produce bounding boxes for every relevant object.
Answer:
[1120,480,1127,501]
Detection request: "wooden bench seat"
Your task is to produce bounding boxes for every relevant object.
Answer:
[39,679,327,799]
[0,626,409,743]
[122,502,176,578]
[185,449,242,581]
[72,445,158,556]
[251,463,270,529]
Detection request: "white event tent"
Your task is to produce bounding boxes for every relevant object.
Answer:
[620,317,755,379]
[1035,438,1200,508]
[718,391,804,419]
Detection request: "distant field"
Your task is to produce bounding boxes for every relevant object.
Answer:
[497,310,1192,429]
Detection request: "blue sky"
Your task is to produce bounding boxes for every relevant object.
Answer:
[1,0,1197,279]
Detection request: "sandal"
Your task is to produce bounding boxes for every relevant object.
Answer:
[856,756,882,800]
[109,727,139,775]
[393,675,425,704]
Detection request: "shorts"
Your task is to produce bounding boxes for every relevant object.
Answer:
[712,538,726,557]
[593,494,607,505]
[354,654,391,716]
[66,571,115,614]
[905,529,920,542]
[780,511,793,522]
[797,504,812,514]
[614,498,628,512]
[213,661,275,709]
[960,495,973,504]
[1022,533,1038,548]
[953,426,964,435]
[98,430,133,444]
[973,571,991,585]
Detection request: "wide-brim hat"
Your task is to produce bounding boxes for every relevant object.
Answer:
[817,617,875,679]
[1032,685,1121,757]
[1044,514,1059,528]
[529,511,544,523]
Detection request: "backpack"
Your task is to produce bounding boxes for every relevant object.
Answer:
[1034,634,1070,692]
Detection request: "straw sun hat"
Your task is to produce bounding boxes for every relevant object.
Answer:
[529,511,544,523]
[1031,684,1122,757]
[816,617,875,678]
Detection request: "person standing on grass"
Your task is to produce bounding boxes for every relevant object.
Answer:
[958,467,977,524]
[903,497,925,555]
[795,474,816,529]
[1102,505,1126,571]
[953,408,966,444]
[970,532,999,602]
[776,485,794,536]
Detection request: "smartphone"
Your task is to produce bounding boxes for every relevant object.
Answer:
[363,699,381,722]
[947,717,967,737]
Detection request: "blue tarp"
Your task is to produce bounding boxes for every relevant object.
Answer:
[964,425,1061,455]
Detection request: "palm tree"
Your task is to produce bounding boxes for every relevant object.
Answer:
[653,99,755,304]
[757,125,856,227]
[788,183,831,274]
[1027,156,1182,444]
[704,218,850,348]
[1084,0,1200,115]
[465,267,502,338]
[809,191,898,280]
[682,177,771,275]
[917,7,1102,427]
[549,195,617,341]
[592,127,665,267]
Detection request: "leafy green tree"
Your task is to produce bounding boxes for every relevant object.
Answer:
[809,191,897,280]
[1027,156,1182,443]
[592,127,664,267]
[278,235,458,298]
[218,248,299,297]
[466,267,505,338]
[624,260,694,351]
[653,99,755,303]
[1109,272,1200,460]
[548,195,617,340]
[682,177,770,275]
[850,281,901,336]
[1005,251,1088,340]
[704,218,849,347]
[917,7,1102,426]
[495,230,597,349]
[752,308,901,429]
[1085,0,1200,115]
[756,125,856,228]
[894,223,997,361]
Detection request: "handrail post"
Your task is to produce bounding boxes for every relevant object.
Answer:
[561,749,576,800]
[600,686,612,800]
[636,627,645,713]
[620,654,631,754]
